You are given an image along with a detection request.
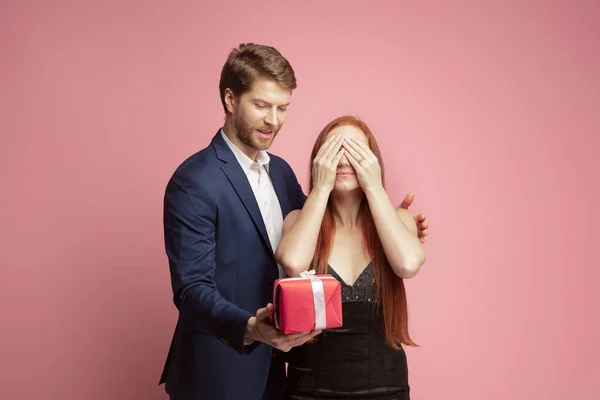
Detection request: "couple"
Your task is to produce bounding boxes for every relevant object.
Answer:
[160,43,428,400]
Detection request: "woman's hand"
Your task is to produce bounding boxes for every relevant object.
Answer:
[342,138,383,193]
[312,134,345,193]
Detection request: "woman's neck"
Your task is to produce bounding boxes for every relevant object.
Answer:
[330,189,364,230]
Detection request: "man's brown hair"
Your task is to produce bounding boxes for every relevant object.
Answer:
[219,43,297,114]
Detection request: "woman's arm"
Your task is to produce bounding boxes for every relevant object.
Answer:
[364,186,426,278]
[275,134,344,276]
[343,138,426,279]
[275,187,330,276]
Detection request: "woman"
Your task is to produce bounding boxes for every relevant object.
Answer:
[275,116,427,400]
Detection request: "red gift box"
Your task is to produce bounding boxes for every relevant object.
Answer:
[273,271,343,334]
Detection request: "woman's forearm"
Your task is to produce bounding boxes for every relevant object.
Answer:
[364,186,426,278]
[275,187,331,276]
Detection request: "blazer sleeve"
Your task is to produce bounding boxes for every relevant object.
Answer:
[163,169,255,354]
[287,162,307,211]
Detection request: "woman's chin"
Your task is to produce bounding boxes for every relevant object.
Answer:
[332,181,361,194]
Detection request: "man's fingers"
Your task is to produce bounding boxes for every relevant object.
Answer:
[306,330,322,339]
[282,329,320,342]
[399,192,414,209]
[272,329,323,351]
[289,330,322,347]
[270,330,309,344]
[256,307,268,320]
[284,332,320,348]
[280,330,321,343]
[256,303,274,321]
[283,331,311,341]
[292,330,322,341]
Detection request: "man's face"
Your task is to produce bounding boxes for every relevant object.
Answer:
[226,77,291,157]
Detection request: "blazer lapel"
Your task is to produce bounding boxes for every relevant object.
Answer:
[212,132,274,255]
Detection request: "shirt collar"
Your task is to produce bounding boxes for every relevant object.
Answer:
[221,129,270,173]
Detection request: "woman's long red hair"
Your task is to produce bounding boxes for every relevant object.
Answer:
[309,116,416,349]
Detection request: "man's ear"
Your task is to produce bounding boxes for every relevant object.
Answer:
[224,88,236,114]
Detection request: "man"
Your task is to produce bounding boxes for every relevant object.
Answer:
[159,43,429,399]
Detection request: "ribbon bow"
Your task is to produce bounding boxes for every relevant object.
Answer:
[299,270,316,278]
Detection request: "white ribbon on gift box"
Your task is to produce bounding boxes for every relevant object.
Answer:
[299,270,327,330]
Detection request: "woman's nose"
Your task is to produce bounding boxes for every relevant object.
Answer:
[339,153,350,166]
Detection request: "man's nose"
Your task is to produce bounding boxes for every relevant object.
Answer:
[264,108,279,127]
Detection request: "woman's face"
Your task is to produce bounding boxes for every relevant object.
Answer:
[324,125,369,193]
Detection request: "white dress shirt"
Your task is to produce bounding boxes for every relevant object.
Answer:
[221,130,286,277]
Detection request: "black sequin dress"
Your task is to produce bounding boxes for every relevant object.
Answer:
[283,263,410,400]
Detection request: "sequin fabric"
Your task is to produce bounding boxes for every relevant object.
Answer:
[328,263,377,303]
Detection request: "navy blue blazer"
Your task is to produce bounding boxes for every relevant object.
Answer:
[160,131,306,399]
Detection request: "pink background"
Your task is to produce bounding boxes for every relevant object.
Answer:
[2,1,599,399]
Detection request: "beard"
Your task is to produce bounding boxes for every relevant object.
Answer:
[233,114,280,151]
